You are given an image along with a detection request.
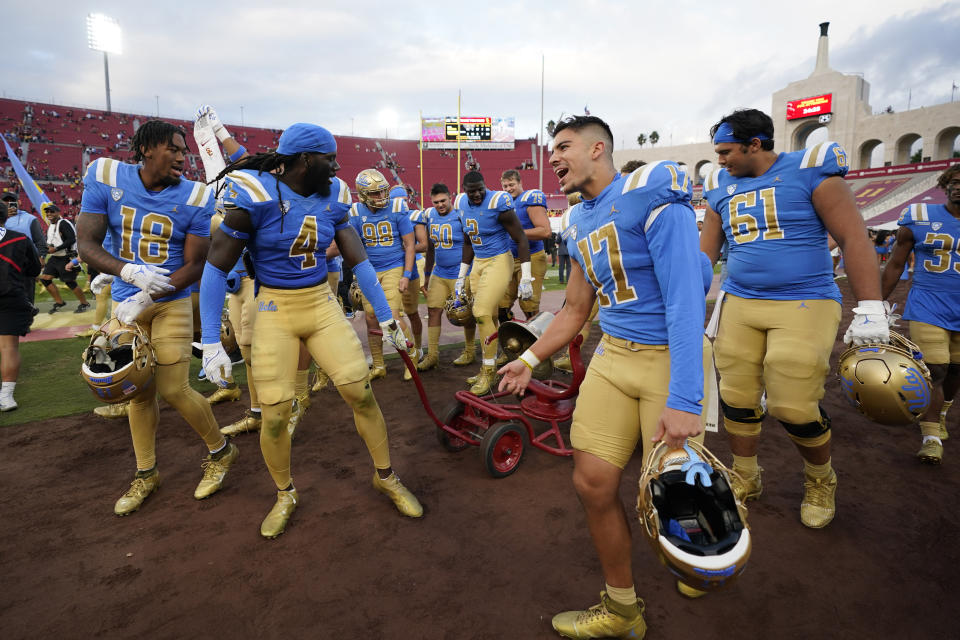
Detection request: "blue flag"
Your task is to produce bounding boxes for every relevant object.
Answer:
[2,135,51,221]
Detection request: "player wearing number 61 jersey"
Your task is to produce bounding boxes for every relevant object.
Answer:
[700,108,885,530]
[77,120,235,517]
[199,124,422,539]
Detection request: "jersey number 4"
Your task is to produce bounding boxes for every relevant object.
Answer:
[728,187,784,244]
[119,206,173,264]
[290,215,319,270]
[576,222,637,307]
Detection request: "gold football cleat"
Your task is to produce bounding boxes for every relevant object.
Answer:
[730,465,763,502]
[207,384,241,405]
[452,349,475,366]
[551,591,646,639]
[369,365,387,380]
[261,489,299,539]
[800,470,837,529]
[372,471,423,518]
[221,410,262,436]
[287,395,310,439]
[917,438,943,465]
[194,442,239,499]
[94,402,130,419]
[311,370,330,392]
[469,365,497,396]
[114,470,160,516]
[416,352,439,372]
[553,352,573,373]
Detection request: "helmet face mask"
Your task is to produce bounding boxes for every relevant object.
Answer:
[81,319,156,404]
[637,441,752,592]
[444,291,474,327]
[356,169,390,210]
[837,331,932,426]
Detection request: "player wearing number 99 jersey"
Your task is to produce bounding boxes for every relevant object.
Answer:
[700,108,884,530]
[199,124,422,539]
[77,120,235,517]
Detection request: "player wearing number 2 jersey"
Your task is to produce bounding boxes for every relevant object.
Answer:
[77,120,235,517]
[700,109,885,530]
[881,165,960,464]
[198,124,421,539]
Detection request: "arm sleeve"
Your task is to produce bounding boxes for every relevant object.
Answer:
[646,202,705,414]
[353,259,393,323]
[199,262,228,344]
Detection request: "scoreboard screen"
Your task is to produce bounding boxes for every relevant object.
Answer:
[786,93,833,120]
[422,116,515,149]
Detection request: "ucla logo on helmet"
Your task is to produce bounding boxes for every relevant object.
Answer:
[111,188,123,201]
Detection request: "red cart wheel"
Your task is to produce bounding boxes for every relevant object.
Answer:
[480,422,527,478]
[437,402,472,452]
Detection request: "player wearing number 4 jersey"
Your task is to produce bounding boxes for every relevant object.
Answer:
[199,123,422,539]
[700,109,886,530]
[77,120,236,516]
[881,165,960,464]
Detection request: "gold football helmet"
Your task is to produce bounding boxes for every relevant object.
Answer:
[81,319,156,404]
[637,440,752,593]
[837,331,932,426]
[220,309,239,354]
[444,291,474,327]
[356,169,390,210]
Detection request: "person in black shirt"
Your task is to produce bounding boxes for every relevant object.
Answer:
[39,204,89,313]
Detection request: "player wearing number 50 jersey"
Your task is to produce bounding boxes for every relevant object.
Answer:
[700,109,886,530]
[198,124,422,539]
[77,120,236,517]
[881,165,960,464]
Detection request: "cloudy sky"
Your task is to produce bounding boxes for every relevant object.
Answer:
[5,1,958,148]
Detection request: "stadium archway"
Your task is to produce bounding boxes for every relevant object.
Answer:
[695,159,713,184]
[792,122,828,151]
[934,126,960,161]
[858,139,884,169]
[894,133,922,164]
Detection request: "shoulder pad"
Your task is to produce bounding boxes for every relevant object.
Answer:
[454,193,467,210]
[799,141,848,174]
[489,190,512,209]
[907,203,928,223]
[185,181,212,208]
[559,204,579,233]
[334,178,352,205]
[227,171,273,203]
[391,197,408,213]
[521,189,546,205]
[703,168,723,193]
[349,203,360,217]
[87,157,121,187]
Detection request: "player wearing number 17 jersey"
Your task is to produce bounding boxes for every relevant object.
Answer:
[198,124,422,538]
[76,120,235,517]
[700,108,886,530]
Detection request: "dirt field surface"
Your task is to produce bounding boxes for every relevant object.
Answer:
[2,278,957,640]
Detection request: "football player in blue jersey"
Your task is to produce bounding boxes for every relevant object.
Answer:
[199,124,422,538]
[498,115,707,639]
[76,120,237,516]
[455,171,531,395]
[881,165,960,464]
[419,183,476,370]
[498,170,552,327]
[349,170,419,381]
[699,109,887,529]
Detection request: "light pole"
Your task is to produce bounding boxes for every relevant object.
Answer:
[86,14,121,113]
[240,105,244,127]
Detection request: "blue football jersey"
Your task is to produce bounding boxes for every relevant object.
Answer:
[562,161,704,414]
[348,198,414,272]
[703,141,848,303]
[423,206,469,279]
[455,189,514,259]
[898,203,960,330]
[80,157,214,302]
[508,188,547,256]
[407,207,429,279]
[222,169,352,288]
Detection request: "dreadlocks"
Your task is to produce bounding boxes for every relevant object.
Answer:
[212,151,300,231]
[131,120,188,163]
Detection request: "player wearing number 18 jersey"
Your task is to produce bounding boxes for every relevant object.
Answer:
[700,109,885,529]
[77,120,235,516]
[199,124,421,538]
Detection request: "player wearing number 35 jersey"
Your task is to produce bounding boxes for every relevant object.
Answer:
[700,109,885,530]
[77,120,235,517]
[198,123,422,539]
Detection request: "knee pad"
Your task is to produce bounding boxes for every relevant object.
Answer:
[261,403,293,438]
[780,406,831,447]
[498,307,514,323]
[720,397,765,437]
[64,279,79,290]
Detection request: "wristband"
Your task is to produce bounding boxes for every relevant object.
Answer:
[854,300,885,315]
[403,270,413,279]
[218,221,249,240]
[517,349,540,371]
[227,145,247,163]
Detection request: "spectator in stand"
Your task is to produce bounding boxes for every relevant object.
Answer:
[39,203,89,313]
[0,199,43,411]
[2,193,45,309]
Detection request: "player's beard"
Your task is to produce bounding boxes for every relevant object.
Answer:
[311,163,333,198]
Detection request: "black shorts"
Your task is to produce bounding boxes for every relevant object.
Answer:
[0,294,33,336]
[42,255,79,285]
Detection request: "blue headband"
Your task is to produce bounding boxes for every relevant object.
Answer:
[277,123,337,155]
[713,122,770,145]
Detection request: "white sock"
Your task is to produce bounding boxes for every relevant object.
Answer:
[922,435,943,445]
[1,381,15,397]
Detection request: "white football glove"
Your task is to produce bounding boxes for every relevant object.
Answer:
[90,273,114,295]
[454,277,465,297]
[120,263,175,296]
[202,342,232,388]
[843,300,891,345]
[518,261,534,300]
[115,290,154,325]
[379,319,407,352]
[196,104,230,142]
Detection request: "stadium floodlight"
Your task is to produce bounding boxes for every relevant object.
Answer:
[86,13,121,113]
